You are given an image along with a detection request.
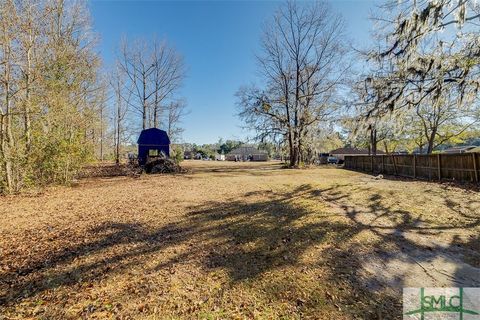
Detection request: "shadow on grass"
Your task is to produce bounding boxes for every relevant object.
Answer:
[1,182,479,318]
[342,167,480,192]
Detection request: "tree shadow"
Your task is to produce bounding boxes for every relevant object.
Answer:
[0,222,190,306]
[2,182,479,319]
[344,168,480,192]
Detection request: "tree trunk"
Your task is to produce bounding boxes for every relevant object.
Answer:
[2,44,16,192]
[142,75,147,129]
[369,127,377,156]
[115,101,121,165]
[153,91,159,128]
[427,128,437,154]
[0,114,14,193]
[24,44,33,152]
[115,124,120,165]
[153,107,158,128]
[290,131,300,167]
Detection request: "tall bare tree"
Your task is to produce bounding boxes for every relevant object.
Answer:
[165,100,187,143]
[118,37,185,131]
[119,38,155,130]
[237,1,349,167]
[151,40,186,129]
[0,0,18,192]
[110,64,130,164]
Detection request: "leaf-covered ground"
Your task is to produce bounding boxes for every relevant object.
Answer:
[1,161,479,319]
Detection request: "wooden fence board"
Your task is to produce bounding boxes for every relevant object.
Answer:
[344,153,480,184]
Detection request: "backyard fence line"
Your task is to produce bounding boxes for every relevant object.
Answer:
[344,153,480,183]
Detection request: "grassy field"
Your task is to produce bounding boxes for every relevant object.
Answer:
[1,161,479,319]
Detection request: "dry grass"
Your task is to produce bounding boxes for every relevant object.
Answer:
[1,160,479,319]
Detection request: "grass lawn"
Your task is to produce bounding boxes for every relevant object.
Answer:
[1,161,479,319]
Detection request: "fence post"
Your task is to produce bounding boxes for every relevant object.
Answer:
[437,153,442,181]
[429,156,432,180]
[382,155,385,173]
[413,154,416,178]
[371,156,374,173]
[392,154,398,175]
[473,153,478,183]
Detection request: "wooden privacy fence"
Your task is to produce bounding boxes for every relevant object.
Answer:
[344,153,480,183]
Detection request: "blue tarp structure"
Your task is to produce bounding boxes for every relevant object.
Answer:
[137,128,170,165]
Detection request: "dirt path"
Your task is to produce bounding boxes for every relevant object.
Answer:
[1,161,479,319]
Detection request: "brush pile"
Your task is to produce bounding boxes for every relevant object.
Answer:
[78,163,142,178]
[145,158,184,174]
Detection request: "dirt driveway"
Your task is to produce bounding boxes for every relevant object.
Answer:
[1,161,479,319]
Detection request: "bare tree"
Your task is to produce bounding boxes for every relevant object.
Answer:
[411,90,478,153]
[118,37,185,131]
[151,40,186,129]
[0,0,18,192]
[165,100,187,143]
[110,63,130,164]
[119,38,155,130]
[237,1,349,167]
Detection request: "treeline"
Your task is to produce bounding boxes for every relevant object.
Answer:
[0,0,187,194]
[178,139,283,160]
[181,140,244,160]
[0,0,102,193]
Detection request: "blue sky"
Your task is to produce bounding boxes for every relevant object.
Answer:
[90,1,375,144]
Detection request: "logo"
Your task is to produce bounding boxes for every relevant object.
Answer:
[403,288,480,319]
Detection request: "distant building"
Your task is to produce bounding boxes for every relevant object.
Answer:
[226,145,268,161]
[137,128,170,166]
[318,153,329,164]
[468,146,480,153]
[184,150,195,159]
[215,153,225,161]
[442,146,477,154]
[330,147,385,161]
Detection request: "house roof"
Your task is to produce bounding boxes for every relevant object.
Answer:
[330,147,385,155]
[443,146,477,153]
[468,146,480,153]
[227,146,268,155]
[137,128,170,145]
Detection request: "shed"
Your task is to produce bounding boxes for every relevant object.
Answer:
[137,128,170,166]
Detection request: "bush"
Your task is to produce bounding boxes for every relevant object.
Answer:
[171,145,184,165]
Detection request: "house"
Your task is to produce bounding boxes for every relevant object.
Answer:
[467,146,480,153]
[330,147,385,161]
[318,152,329,164]
[215,153,225,161]
[226,145,268,161]
[137,128,170,166]
[442,146,477,154]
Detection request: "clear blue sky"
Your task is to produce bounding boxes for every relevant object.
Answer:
[90,1,375,144]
